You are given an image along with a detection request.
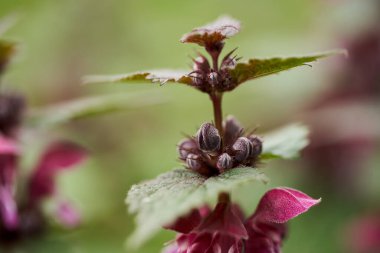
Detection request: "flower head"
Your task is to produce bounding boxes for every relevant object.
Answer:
[0,93,87,241]
[164,188,320,253]
[178,116,263,177]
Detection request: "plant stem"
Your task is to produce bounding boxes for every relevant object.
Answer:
[218,192,231,203]
[210,92,223,136]
[212,54,219,72]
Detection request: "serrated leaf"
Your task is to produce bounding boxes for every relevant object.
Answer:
[229,50,346,85]
[83,69,193,86]
[126,167,268,248]
[261,123,309,160]
[180,15,240,46]
[27,90,166,129]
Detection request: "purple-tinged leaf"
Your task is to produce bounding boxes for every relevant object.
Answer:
[180,16,240,47]
[164,208,203,234]
[229,50,346,85]
[29,142,87,202]
[196,202,248,239]
[250,187,321,224]
[83,70,193,86]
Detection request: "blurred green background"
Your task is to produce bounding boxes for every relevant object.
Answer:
[1,0,379,252]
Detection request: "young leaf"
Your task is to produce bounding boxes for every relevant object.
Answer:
[83,69,193,86]
[229,50,346,86]
[261,123,309,160]
[180,16,240,46]
[126,167,268,248]
[27,90,167,129]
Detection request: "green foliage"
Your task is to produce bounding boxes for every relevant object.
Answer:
[126,168,268,248]
[261,123,309,160]
[83,70,193,86]
[229,51,346,85]
[27,91,167,129]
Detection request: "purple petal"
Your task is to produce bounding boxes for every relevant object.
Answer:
[0,135,19,155]
[0,186,19,230]
[196,202,248,239]
[244,222,287,253]
[29,142,87,202]
[251,187,321,224]
[56,201,81,228]
[164,208,203,234]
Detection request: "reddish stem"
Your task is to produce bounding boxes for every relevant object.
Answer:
[210,92,223,136]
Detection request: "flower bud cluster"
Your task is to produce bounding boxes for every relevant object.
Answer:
[177,116,262,177]
[189,49,239,93]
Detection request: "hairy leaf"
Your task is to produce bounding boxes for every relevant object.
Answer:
[180,16,240,46]
[83,69,193,86]
[229,51,346,85]
[126,168,268,248]
[261,124,309,160]
[27,90,166,128]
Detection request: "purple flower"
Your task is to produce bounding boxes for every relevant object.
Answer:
[0,135,20,230]
[0,137,87,238]
[345,214,380,253]
[163,188,320,253]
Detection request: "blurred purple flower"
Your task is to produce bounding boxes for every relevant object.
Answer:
[163,188,320,253]
[303,25,380,195]
[0,134,87,239]
[0,135,20,230]
[56,201,82,228]
[345,214,380,253]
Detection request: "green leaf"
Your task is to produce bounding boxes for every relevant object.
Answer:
[83,69,193,86]
[27,90,167,129]
[126,167,268,248]
[229,50,346,85]
[261,123,310,160]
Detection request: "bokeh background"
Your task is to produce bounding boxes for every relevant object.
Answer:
[1,0,379,252]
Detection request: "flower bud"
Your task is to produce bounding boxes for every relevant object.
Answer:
[193,55,210,73]
[186,154,202,171]
[196,123,221,152]
[177,138,197,160]
[223,115,243,146]
[186,154,213,177]
[207,71,219,87]
[217,153,233,172]
[248,135,263,158]
[232,137,253,162]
